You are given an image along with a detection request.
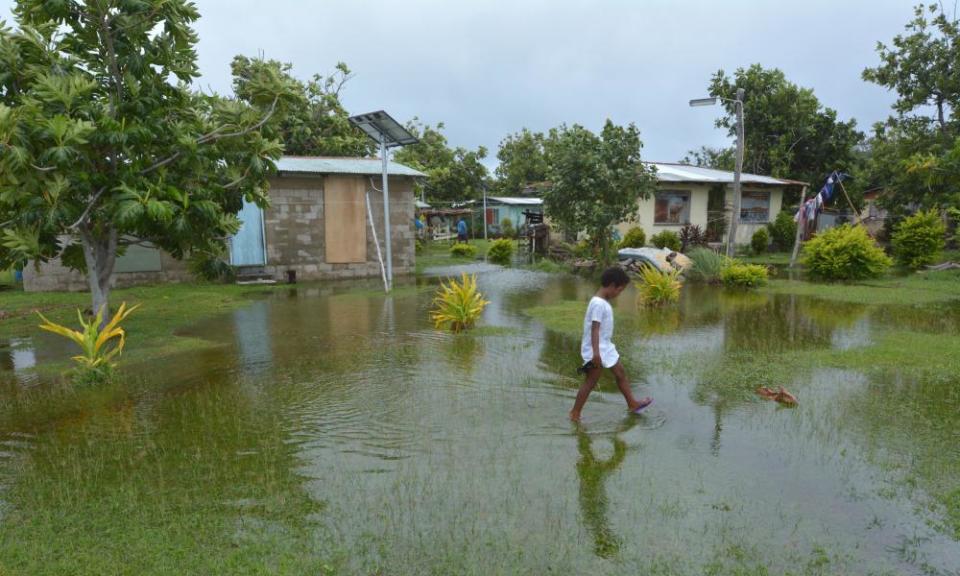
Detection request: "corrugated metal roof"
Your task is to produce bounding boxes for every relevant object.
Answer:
[646,162,806,186]
[488,196,544,206]
[275,156,426,177]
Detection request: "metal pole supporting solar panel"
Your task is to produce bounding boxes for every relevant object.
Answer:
[380,132,392,291]
[348,111,418,294]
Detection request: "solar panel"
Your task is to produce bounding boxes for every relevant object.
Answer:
[348,110,419,148]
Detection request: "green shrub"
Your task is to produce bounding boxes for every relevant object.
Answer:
[720,261,768,288]
[487,238,515,265]
[650,230,681,251]
[500,217,515,239]
[768,210,797,251]
[751,227,770,255]
[891,209,946,269]
[802,224,892,281]
[636,266,681,306]
[619,226,646,248]
[572,239,594,259]
[449,243,477,258]
[686,247,724,284]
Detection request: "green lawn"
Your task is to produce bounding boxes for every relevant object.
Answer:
[0,283,285,370]
[738,251,793,265]
[415,238,492,273]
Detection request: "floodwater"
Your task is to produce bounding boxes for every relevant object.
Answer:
[1,265,959,575]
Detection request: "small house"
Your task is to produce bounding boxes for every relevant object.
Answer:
[615,163,806,245]
[485,197,544,231]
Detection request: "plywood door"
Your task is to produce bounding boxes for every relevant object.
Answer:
[324,176,367,263]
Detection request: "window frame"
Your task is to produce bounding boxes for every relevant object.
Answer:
[653,190,692,225]
[739,190,771,224]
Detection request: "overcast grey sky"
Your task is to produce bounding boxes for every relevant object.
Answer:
[1,0,913,170]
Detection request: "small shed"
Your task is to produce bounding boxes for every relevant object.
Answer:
[486,197,544,230]
[232,156,425,281]
[21,156,425,292]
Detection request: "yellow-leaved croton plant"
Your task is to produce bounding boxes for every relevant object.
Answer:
[37,302,140,369]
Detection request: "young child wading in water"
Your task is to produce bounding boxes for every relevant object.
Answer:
[569,267,653,422]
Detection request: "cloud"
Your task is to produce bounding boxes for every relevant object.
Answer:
[1,0,908,170]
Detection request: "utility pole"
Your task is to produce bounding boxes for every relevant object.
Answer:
[726,88,745,258]
[482,183,488,240]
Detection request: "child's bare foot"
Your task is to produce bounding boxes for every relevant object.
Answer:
[629,397,653,414]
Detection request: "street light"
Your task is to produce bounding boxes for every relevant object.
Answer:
[690,88,745,258]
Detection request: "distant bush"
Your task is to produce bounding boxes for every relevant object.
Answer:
[802,224,892,281]
[751,227,770,255]
[637,266,681,306]
[450,243,477,258]
[891,209,945,269]
[686,247,724,284]
[415,239,424,254]
[679,224,707,252]
[500,217,515,239]
[487,238,515,265]
[768,210,797,251]
[720,261,768,288]
[650,230,681,251]
[619,226,646,249]
[572,239,594,259]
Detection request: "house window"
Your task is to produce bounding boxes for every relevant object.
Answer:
[740,191,770,223]
[654,191,690,224]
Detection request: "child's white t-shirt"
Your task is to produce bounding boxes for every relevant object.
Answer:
[580,296,619,368]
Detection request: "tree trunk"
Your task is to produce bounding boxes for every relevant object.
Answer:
[937,96,947,135]
[79,225,118,326]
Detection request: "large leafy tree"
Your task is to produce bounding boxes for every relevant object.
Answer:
[542,120,657,261]
[392,119,488,202]
[861,3,960,213]
[0,0,296,319]
[494,128,550,195]
[231,57,372,157]
[709,64,863,198]
[681,145,736,171]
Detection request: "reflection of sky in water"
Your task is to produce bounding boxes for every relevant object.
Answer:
[831,317,873,350]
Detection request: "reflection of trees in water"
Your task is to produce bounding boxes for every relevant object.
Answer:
[575,418,640,559]
[446,334,482,373]
[539,329,581,381]
[721,294,867,354]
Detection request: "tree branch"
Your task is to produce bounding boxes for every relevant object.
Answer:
[141,96,279,176]
[68,186,108,230]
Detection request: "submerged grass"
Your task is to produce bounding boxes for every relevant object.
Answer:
[0,384,334,575]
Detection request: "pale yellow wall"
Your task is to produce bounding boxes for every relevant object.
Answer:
[728,187,783,245]
[616,183,710,238]
[615,183,786,246]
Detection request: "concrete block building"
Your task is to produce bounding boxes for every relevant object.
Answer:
[22,156,424,292]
